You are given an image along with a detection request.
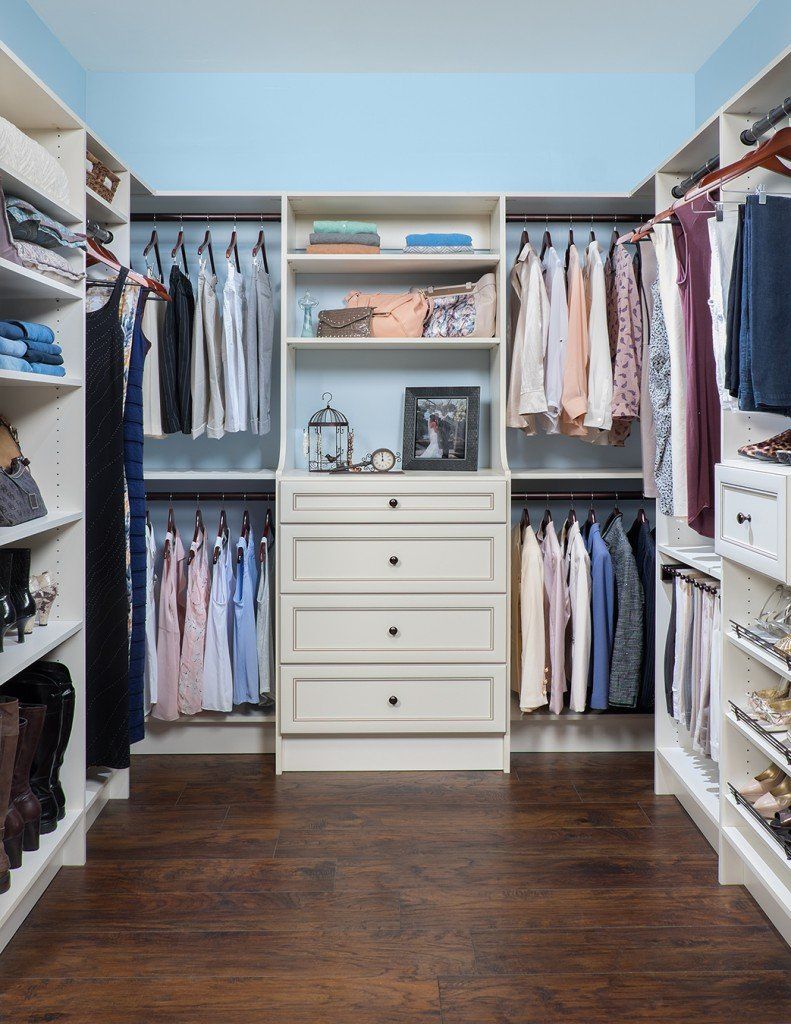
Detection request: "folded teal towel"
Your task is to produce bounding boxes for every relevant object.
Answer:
[405,232,473,247]
[313,220,377,235]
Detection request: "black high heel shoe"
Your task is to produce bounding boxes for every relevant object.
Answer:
[7,549,36,643]
[0,551,16,653]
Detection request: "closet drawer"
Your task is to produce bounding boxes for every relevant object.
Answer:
[280,476,507,523]
[716,463,789,582]
[281,524,506,593]
[281,664,507,734]
[281,593,506,663]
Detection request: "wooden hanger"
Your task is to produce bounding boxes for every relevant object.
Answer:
[519,501,531,538]
[586,494,597,526]
[187,504,204,565]
[636,505,649,526]
[602,495,621,534]
[143,224,163,282]
[212,506,228,565]
[588,217,596,244]
[626,127,791,242]
[237,506,251,564]
[259,507,274,562]
[86,237,164,296]
[540,496,553,534]
[197,221,216,276]
[609,219,619,260]
[519,222,530,252]
[539,218,552,260]
[252,222,269,273]
[163,504,176,560]
[171,221,189,274]
[564,217,574,273]
[226,219,241,272]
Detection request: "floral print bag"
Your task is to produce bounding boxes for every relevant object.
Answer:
[422,273,497,338]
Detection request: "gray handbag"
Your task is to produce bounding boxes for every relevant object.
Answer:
[0,418,47,527]
[317,307,372,338]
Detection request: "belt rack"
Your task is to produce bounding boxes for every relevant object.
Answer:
[660,564,720,594]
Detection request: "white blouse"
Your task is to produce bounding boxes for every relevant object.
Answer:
[506,242,549,433]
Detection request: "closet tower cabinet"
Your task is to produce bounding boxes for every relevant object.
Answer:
[276,194,510,772]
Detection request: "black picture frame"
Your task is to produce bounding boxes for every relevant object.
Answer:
[402,386,480,472]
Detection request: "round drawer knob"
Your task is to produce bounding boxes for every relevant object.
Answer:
[389,498,398,508]
[388,626,398,636]
[389,555,399,566]
[388,695,398,706]
[737,512,752,525]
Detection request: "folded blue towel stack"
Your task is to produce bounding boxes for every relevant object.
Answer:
[403,231,475,254]
[0,319,65,376]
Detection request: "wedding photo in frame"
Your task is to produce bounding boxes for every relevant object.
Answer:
[401,386,480,472]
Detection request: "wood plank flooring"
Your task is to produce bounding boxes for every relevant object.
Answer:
[2,752,789,1022]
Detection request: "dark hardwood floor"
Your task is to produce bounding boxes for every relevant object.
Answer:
[2,752,789,1022]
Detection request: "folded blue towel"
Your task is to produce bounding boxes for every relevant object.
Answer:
[0,353,31,374]
[25,349,63,366]
[405,232,473,247]
[0,320,55,344]
[25,339,62,355]
[0,337,28,359]
[28,363,66,377]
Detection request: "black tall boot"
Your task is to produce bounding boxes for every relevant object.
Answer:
[0,678,61,833]
[0,551,16,654]
[8,549,36,643]
[22,662,74,818]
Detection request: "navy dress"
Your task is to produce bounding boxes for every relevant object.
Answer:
[125,289,148,744]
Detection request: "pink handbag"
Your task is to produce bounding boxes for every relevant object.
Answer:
[345,290,429,338]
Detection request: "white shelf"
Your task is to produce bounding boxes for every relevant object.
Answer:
[286,252,500,274]
[658,543,722,580]
[0,369,81,389]
[657,746,720,827]
[0,163,82,226]
[722,821,791,941]
[0,808,82,934]
[288,336,500,351]
[0,510,82,547]
[727,628,791,682]
[726,794,791,874]
[0,620,82,685]
[727,708,791,775]
[144,469,276,482]
[86,187,128,226]
[0,257,82,301]
[160,710,276,725]
[511,468,644,480]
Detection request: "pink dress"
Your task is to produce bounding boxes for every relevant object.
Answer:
[152,530,185,721]
[177,528,210,715]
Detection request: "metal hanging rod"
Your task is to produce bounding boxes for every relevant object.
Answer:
[511,490,646,502]
[671,155,720,199]
[146,491,275,502]
[130,213,281,223]
[741,96,791,145]
[505,214,651,223]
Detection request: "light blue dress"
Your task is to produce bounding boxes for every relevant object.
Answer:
[233,530,260,704]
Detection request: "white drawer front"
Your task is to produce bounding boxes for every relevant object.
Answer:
[281,664,507,734]
[280,477,507,523]
[716,465,787,581]
[281,524,506,593]
[281,593,506,663]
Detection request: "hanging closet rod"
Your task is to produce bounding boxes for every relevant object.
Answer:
[130,213,281,223]
[511,490,646,502]
[146,491,275,501]
[741,96,791,145]
[504,213,651,223]
[671,155,720,199]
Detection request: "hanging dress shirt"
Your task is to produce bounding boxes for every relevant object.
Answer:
[257,533,275,697]
[586,521,615,711]
[202,531,234,712]
[222,261,247,433]
[144,520,158,716]
[161,264,194,435]
[648,282,674,516]
[518,523,548,713]
[560,246,589,437]
[637,242,658,498]
[652,225,688,519]
[245,258,276,435]
[191,262,226,438]
[510,523,522,697]
[537,519,569,715]
[564,521,592,713]
[542,247,568,434]
[177,528,210,716]
[506,242,549,433]
[142,295,166,438]
[608,244,642,446]
[583,240,613,433]
[602,512,643,709]
[233,531,260,705]
[707,218,737,412]
[152,529,185,722]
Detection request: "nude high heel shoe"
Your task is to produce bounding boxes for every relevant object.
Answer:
[754,775,791,818]
[739,764,785,802]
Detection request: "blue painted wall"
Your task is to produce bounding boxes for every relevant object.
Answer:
[85,71,694,193]
[695,0,791,123]
[0,0,85,117]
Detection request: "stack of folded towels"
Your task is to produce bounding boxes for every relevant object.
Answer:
[404,232,474,254]
[307,220,380,254]
[0,319,66,377]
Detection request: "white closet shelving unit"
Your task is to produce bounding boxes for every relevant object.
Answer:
[0,43,128,954]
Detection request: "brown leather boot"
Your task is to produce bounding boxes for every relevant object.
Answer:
[11,705,44,851]
[0,696,21,872]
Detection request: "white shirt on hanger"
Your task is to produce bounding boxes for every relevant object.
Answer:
[564,520,592,713]
[582,240,613,432]
[506,242,549,433]
[518,523,548,713]
[542,246,568,434]
[202,531,234,712]
[222,261,248,433]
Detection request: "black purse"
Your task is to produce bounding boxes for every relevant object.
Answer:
[0,417,47,527]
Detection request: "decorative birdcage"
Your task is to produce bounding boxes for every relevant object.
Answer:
[303,392,354,473]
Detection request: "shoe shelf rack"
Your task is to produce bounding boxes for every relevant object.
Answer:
[0,41,130,954]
